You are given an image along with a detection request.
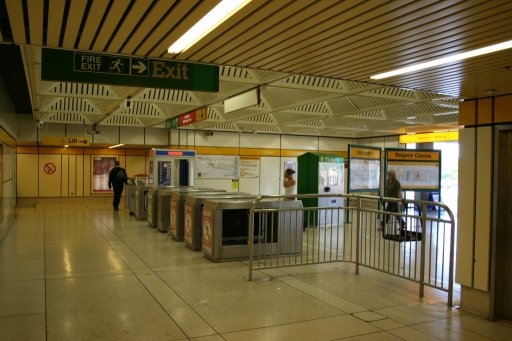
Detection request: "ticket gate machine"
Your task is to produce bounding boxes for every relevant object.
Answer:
[182,193,255,250]
[201,198,303,262]
[147,186,185,227]
[158,188,224,233]
[168,190,227,239]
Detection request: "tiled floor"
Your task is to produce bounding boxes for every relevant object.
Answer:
[1,197,511,340]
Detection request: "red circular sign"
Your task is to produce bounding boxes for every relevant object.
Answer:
[44,162,57,174]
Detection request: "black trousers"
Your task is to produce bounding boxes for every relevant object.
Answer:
[113,184,124,209]
[382,202,406,228]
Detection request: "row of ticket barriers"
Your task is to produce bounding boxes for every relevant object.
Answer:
[125,179,303,262]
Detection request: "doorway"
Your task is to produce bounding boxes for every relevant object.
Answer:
[404,141,459,215]
[492,128,512,320]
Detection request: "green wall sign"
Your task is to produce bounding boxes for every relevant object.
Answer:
[41,48,219,92]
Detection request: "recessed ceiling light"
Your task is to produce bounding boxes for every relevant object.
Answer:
[168,0,251,54]
[370,39,512,79]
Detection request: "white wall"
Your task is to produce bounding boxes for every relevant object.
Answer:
[17,123,404,198]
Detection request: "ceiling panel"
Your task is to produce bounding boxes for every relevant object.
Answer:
[3,0,512,143]
[62,1,88,48]
[46,0,66,47]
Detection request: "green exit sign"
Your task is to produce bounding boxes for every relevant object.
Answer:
[165,117,179,129]
[41,48,219,92]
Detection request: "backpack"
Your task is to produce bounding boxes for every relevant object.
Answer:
[116,168,127,182]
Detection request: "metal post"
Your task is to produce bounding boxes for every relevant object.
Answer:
[248,200,257,281]
[419,202,427,298]
[447,204,456,307]
[355,196,361,275]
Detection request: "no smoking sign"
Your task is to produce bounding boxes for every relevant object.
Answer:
[43,162,57,175]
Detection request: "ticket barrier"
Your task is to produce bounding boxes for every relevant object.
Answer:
[134,185,149,220]
[147,186,186,227]
[201,199,303,262]
[169,190,226,240]
[183,193,255,250]
[125,180,136,215]
[127,176,151,216]
[158,188,223,233]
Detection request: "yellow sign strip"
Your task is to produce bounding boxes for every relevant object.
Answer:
[399,131,459,144]
[387,150,440,161]
[42,136,90,146]
[350,147,380,159]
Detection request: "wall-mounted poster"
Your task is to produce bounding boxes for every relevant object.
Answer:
[196,155,239,179]
[385,149,441,191]
[348,145,381,192]
[239,156,259,178]
[157,161,172,186]
[92,156,117,192]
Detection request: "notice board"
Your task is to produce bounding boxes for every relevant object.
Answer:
[196,155,239,179]
[385,148,441,191]
[348,145,381,192]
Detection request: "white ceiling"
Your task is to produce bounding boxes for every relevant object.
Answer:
[3,1,512,140]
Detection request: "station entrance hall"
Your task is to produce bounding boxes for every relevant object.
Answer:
[1,1,512,340]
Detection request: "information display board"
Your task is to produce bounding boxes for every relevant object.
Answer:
[348,145,381,192]
[385,149,441,191]
[196,155,239,179]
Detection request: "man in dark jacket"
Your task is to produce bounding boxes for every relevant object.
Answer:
[108,161,127,210]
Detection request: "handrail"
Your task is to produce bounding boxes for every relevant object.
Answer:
[247,193,456,306]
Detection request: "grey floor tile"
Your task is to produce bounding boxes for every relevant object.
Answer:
[222,315,379,341]
[0,314,46,341]
[0,198,508,340]
[0,280,45,317]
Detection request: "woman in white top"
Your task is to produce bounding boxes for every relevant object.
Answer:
[283,168,296,197]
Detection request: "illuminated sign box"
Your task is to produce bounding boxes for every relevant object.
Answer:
[399,131,459,144]
[149,149,196,157]
[224,89,260,113]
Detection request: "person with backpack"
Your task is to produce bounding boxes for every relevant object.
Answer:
[108,160,128,210]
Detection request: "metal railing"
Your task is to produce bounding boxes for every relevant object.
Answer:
[248,194,456,306]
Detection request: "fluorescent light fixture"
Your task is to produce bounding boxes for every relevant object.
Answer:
[370,39,512,79]
[433,111,458,116]
[168,0,251,54]
[108,144,125,149]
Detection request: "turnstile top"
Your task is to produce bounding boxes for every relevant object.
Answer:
[170,189,226,200]
[147,186,182,195]
[202,198,304,210]
[185,193,256,205]
[151,186,213,196]
[202,198,280,210]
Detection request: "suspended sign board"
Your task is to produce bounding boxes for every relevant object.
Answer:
[165,107,207,129]
[224,89,260,113]
[41,48,219,92]
[399,131,459,144]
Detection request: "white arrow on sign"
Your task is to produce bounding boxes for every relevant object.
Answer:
[132,61,147,74]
